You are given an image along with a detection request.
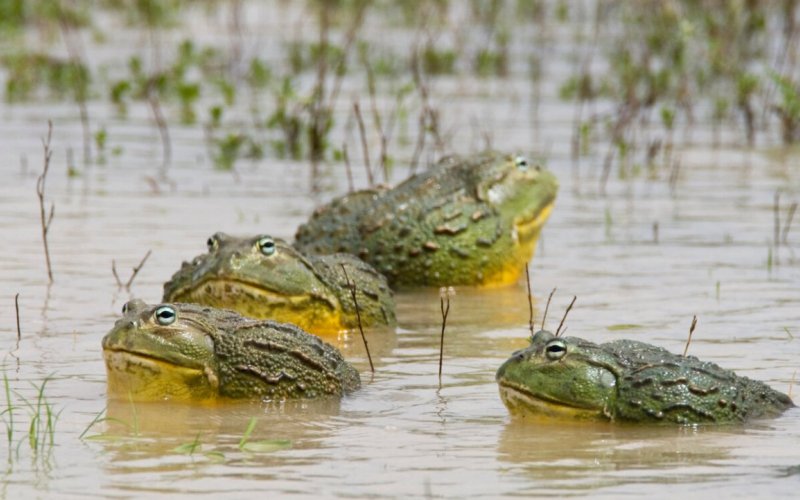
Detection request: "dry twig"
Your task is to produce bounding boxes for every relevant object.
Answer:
[37,121,55,284]
[438,287,454,381]
[525,264,534,336]
[341,264,374,373]
[683,315,698,357]
[541,287,556,331]
[555,296,577,337]
[15,293,21,341]
[353,101,373,187]
[112,250,152,291]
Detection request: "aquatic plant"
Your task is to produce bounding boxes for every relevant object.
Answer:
[238,417,291,453]
[771,73,800,144]
[1,371,61,467]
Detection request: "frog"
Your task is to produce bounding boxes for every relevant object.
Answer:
[496,329,794,424]
[102,300,361,402]
[162,233,395,336]
[294,151,559,287]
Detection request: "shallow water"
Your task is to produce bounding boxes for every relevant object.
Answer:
[2,2,800,498]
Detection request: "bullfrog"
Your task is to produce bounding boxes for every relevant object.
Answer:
[496,330,794,424]
[162,233,395,335]
[102,300,361,402]
[294,151,558,287]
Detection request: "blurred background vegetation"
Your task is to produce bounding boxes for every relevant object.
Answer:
[1,0,798,191]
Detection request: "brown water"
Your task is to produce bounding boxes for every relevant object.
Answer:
[2,2,800,498]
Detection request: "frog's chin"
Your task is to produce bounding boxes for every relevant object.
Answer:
[514,202,554,244]
[498,382,606,420]
[102,349,219,402]
[166,278,345,335]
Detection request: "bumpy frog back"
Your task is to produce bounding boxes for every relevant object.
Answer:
[309,252,396,329]
[214,320,361,399]
[606,340,794,423]
[295,154,528,286]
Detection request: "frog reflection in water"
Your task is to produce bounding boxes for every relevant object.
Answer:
[102,300,360,402]
[497,330,794,424]
[294,151,558,287]
[162,233,395,336]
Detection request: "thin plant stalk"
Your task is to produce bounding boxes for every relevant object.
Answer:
[342,143,355,192]
[147,88,171,177]
[4,371,13,450]
[37,121,55,284]
[353,101,373,187]
[782,202,797,244]
[112,250,152,290]
[555,296,577,337]
[525,264,534,336]
[125,250,152,289]
[438,287,452,381]
[14,293,21,341]
[340,264,374,373]
[541,287,556,331]
[683,315,698,357]
[57,4,92,164]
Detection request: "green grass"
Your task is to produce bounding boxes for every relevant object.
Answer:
[0,371,61,466]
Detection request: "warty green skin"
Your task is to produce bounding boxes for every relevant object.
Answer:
[294,151,559,287]
[496,330,794,424]
[103,300,361,400]
[162,233,395,331]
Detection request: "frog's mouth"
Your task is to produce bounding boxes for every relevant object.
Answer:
[102,349,218,401]
[169,278,334,310]
[498,381,605,420]
[167,278,344,334]
[514,200,555,245]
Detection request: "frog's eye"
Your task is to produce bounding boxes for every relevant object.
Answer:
[544,339,567,360]
[207,236,218,252]
[514,155,529,171]
[154,305,177,326]
[256,236,276,256]
[121,303,129,314]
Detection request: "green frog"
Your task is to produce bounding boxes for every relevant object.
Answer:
[294,151,558,287]
[102,300,361,402]
[162,233,395,336]
[496,330,794,424]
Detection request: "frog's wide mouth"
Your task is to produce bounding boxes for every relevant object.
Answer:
[167,277,314,307]
[102,347,206,373]
[498,380,605,419]
[514,199,555,243]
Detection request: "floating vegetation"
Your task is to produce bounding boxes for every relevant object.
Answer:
[238,417,291,454]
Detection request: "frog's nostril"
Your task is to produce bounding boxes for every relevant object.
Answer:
[512,350,525,362]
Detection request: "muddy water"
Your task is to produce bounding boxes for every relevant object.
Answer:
[3,3,800,499]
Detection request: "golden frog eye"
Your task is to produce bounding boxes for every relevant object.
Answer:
[154,305,177,326]
[514,155,529,171]
[256,236,276,256]
[544,339,567,361]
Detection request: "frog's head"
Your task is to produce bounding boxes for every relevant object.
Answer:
[471,152,558,246]
[101,300,233,401]
[496,330,619,420]
[162,233,339,321]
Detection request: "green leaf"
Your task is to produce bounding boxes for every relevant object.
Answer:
[240,439,291,453]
